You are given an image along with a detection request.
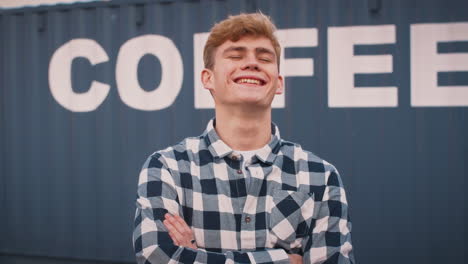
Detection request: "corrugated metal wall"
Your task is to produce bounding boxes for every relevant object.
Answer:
[1,0,467,263]
[0,0,108,10]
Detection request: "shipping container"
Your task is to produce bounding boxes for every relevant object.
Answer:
[1,0,467,263]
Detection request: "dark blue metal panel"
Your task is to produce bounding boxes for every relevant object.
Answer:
[1,0,467,263]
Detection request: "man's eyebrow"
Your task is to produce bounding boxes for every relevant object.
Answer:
[222,46,247,54]
[255,47,276,57]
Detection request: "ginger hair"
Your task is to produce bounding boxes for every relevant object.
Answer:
[203,13,281,70]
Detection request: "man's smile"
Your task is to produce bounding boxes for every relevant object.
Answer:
[233,76,266,86]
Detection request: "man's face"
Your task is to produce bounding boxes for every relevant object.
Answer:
[202,36,283,108]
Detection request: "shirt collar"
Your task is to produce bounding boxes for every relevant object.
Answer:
[203,119,282,165]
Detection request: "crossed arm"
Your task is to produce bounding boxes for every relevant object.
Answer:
[133,196,293,263]
[163,213,303,263]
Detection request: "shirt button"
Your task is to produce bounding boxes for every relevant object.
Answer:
[245,216,251,223]
[237,169,242,174]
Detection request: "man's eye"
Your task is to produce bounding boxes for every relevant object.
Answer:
[259,57,272,62]
[229,55,241,59]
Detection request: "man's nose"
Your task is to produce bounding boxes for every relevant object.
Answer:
[241,54,260,71]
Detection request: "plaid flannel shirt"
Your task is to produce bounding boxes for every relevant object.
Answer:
[133,120,354,263]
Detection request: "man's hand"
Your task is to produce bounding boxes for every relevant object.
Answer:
[163,213,197,250]
[288,253,303,264]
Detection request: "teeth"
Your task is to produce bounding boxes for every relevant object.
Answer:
[237,78,261,85]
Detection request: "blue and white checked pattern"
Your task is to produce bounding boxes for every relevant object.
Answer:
[133,120,354,263]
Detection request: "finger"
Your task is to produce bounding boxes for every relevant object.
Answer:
[171,215,195,246]
[164,213,174,222]
[166,215,185,234]
[167,215,191,238]
[167,229,180,246]
[163,219,177,242]
[164,218,183,238]
[164,214,197,249]
[165,214,196,248]
[168,232,180,246]
[163,219,181,245]
[173,215,194,235]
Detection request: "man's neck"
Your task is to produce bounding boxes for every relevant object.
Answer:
[215,106,272,151]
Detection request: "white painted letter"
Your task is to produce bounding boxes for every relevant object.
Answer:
[193,28,317,109]
[328,25,397,107]
[193,32,212,109]
[274,28,317,108]
[116,35,183,111]
[48,39,110,112]
[411,23,468,107]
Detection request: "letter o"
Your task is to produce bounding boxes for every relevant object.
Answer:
[116,35,183,111]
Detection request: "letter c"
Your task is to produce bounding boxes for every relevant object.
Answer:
[48,38,110,112]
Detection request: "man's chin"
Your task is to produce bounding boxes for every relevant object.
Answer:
[233,99,272,109]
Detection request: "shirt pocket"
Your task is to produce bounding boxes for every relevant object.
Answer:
[268,189,315,246]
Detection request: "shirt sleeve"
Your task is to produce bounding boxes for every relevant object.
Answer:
[302,166,355,264]
[133,154,290,264]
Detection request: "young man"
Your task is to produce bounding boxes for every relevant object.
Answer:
[133,13,354,264]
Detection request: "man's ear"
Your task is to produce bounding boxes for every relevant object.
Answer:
[275,75,284,95]
[201,68,214,92]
